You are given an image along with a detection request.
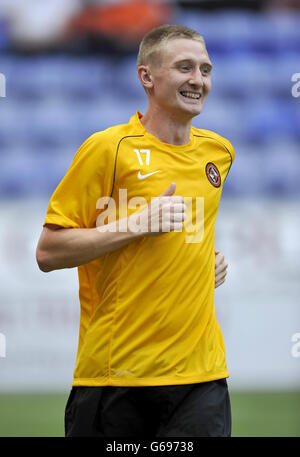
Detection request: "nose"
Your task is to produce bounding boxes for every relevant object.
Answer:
[189,68,204,88]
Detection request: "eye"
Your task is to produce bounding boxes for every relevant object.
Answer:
[180,65,191,72]
[176,62,193,72]
[201,66,211,76]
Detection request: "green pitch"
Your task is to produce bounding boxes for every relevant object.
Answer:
[0,391,299,437]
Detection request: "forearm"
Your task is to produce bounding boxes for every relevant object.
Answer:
[36,220,142,272]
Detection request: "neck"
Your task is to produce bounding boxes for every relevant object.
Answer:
[140,105,193,146]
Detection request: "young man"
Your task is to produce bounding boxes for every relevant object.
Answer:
[36,24,234,437]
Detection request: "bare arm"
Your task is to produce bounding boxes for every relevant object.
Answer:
[36,222,143,272]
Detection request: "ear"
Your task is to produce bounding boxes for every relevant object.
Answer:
[137,65,154,91]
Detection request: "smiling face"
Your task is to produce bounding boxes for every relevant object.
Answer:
[139,38,212,120]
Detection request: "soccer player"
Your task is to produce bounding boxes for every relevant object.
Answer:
[36,24,234,437]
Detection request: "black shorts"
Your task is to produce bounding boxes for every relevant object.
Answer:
[65,378,231,438]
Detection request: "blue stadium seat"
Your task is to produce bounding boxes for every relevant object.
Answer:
[1,10,299,197]
[244,99,299,143]
[111,56,146,100]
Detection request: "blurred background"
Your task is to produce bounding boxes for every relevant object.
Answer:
[0,0,299,437]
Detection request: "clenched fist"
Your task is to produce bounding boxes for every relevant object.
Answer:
[128,182,186,235]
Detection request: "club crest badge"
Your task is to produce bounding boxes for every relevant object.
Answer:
[205,162,221,188]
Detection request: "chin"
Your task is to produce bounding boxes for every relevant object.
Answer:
[182,105,203,117]
[178,100,204,117]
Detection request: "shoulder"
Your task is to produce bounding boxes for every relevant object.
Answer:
[82,118,144,152]
[86,122,134,146]
[191,126,235,163]
[73,119,142,163]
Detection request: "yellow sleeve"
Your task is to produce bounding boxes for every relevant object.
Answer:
[221,137,235,165]
[44,131,115,228]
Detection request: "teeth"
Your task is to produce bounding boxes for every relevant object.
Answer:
[180,91,201,99]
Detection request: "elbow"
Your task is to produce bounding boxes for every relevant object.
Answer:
[36,248,54,272]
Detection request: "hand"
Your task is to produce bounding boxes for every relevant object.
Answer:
[215,249,228,288]
[128,182,186,235]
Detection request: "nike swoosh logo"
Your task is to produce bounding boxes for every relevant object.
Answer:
[137,170,161,180]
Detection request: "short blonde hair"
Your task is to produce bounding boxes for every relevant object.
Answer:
[137,24,206,68]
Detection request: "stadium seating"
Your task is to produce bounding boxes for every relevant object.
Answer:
[0,10,299,197]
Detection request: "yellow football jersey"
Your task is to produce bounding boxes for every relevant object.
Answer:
[44,112,235,386]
